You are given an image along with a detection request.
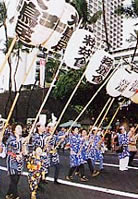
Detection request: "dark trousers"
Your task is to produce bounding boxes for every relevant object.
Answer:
[75,159,94,175]
[68,164,85,178]
[7,175,20,197]
[129,151,137,165]
[87,159,94,173]
[54,163,60,181]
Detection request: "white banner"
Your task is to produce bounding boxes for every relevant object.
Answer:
[122,72,138,98]
[44,3,79,51]
[85,49,114,84]
[106,67,133,98]
[64,29,95,69]
[16,0,65,46]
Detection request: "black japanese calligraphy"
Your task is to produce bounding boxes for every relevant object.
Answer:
[74,57,87,68]
[83,35,95,47]
[51,13,78,51]
[73,34,95,68]
[115,79,130,93]
[16,1,41,44]
[96,56,113,77]
[52,27,74,51]
[129,80,138,92]
[91,75,103,84]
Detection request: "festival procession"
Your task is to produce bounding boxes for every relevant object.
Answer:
[0,0,138,199]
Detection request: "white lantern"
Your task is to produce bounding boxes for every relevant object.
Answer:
[64,29,95,70]
[44,3,79,51]
[16,0,65,46]
[122,71,138,98]
[85,50,114,84]
[106,67,132,97]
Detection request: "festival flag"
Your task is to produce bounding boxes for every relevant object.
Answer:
[106,67,137,98]
[85,50,114,84]
[121,72,138,98]
[45,3,79,51]
[15,0,65,46]
[64,29,95,69]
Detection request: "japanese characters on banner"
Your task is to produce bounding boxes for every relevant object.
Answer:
[64,29,95,70]
[45,3,79,51]
[122,73,138,98]
[16,0,65,46]
[131,90,138,104]
[106,67,138,98]
[85,50,114,84]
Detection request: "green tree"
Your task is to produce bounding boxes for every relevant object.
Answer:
[116,0,138,61]
[116,0,138,18]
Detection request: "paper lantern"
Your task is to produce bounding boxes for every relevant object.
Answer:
[131,90,138,104]
[106,67,134,97]
[64,29,95,69]
[44,3,79,51]
[85,50,114,84]
[122,72,138,98]
[16,0,65,46]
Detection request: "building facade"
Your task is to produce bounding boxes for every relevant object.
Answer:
[87,0,124,50]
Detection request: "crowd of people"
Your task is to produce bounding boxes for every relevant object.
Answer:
[0,121,137,199]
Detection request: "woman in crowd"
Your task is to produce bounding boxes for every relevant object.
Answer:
[26,147,44,199]
[5,124,24,199]
[66,127,88,182]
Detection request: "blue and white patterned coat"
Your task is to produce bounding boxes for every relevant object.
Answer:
[44,132,60,166]
[91,135,103,162]
[86,134,95,160]
[6,134,24,175]
[118,132,129,159]
[69,134,85,167]
[31,132,50,172]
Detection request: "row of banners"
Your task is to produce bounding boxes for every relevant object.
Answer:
[0,0,138,104]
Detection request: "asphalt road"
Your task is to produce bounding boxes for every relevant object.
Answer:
[0,151,138,199]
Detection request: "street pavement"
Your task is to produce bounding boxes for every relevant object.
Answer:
[0,151,138,199]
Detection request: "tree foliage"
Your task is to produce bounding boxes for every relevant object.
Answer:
[116,0,138,18]
[53,68,88,99]
[0,1,7,27]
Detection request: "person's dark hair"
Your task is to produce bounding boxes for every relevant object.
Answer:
[11,123,17,134]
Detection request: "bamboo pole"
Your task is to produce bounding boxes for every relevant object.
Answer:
[93,97,112,128]
[102,99,125,139]
[0,36,17,75]
[50,71,86,137]
[0,50,39,140]
[97,98,115,130]
[134,124,138,132]
[28,60,63,138]
[66,64,121,134]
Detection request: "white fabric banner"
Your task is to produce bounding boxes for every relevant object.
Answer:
[44,3,79,51]
[106,67,135,98]
[16,0,65,46]
[122,71,138,98]
[85,50,114,84]
[64,29,95,69]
